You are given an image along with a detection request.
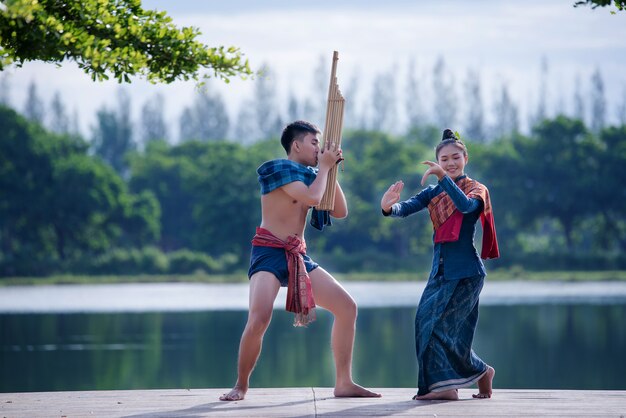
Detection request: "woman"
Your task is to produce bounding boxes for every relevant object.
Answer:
[381,129,499,400]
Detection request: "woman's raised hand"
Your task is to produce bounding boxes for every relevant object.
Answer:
[381,181,404,213]
[421,161,445,185]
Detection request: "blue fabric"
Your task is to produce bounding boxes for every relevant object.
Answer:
[382,175,490,396]
[256,159,331,231]
[385,175,486,281]
[248,245,319,286]
[415,271,487,395]
[257,159,317,195]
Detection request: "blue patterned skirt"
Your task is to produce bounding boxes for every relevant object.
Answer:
[415,272,487,396]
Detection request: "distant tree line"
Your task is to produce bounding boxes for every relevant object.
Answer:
[1,103,625,277]
[2,54,625,171]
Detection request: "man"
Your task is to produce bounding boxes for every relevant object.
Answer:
[220,120,381,401]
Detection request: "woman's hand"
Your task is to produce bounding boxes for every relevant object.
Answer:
[421,161,445,185]
[381,181,404,213]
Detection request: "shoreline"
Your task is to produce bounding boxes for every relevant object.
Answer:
[2,280,626,313]
[1,269,626,287]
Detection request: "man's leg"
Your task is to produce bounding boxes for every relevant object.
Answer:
[220,271,280,401]
[309,267,381,398]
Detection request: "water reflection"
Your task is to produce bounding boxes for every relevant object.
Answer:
[1,304,625,393]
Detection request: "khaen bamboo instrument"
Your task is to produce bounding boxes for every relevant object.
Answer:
[317,51,345,211]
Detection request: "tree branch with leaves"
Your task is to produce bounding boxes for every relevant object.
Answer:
[0,0,252,83]
[573,0,625,12]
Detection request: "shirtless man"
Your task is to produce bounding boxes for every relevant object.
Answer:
[220,120,381,401]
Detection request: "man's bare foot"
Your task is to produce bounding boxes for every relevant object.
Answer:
[334,382,381,398]
[219,385,247,401]
[413,389,459,401]
[472,366,495,399]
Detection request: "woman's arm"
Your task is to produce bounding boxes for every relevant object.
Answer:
[421,160,482,213]
[439,176,482,213]
[381,181,430,218]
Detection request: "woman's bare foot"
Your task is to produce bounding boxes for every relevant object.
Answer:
[219,384,247,401]
[473,366,495,399]
[334,382,382,398]
[413,389,459,401]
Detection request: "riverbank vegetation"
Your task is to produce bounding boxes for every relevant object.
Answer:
[1,106,625,279]
[2,270,626,286]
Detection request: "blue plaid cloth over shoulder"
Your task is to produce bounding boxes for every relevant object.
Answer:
[256,159,331,231]
[257,159,318,194]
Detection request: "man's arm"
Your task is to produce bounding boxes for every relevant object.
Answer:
[330,181,348,218]
[281,141,342,206]
[281,165,331,207]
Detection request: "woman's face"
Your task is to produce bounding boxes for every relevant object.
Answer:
[437,144,468,180]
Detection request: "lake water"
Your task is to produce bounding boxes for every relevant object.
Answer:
[1,282,626,393]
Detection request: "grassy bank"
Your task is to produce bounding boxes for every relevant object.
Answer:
[1,270,626,286]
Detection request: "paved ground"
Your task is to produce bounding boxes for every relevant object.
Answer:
[2,388,626,417]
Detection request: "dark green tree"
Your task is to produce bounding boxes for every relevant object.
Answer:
[590,68,607,133]
[0,105,158,274]
[492,84,519,139]
[0,72,10,105]
[594,125,626,251]
[405,59,426,132]
[432,56,457,128]
[23,79,44,124]
[513,117,597,251]
[193,142,261,256]
[233,99,257,144]
[92,89,135,176]
[49,91,70,134]
[464,69,486,142]
[140,93,168,144]
[370,69,397,133]
[530,56,549,128]
[179,85,229,142]
[129,140,201,251]
[254,64,282,140]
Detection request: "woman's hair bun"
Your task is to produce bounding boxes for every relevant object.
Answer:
[442,129,457,141]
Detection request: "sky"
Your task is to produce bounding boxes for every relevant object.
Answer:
[4,0,626,140]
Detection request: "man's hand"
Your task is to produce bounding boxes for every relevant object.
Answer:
[319,140,343,170]
[381,181,404,213]
[421,161,445,185]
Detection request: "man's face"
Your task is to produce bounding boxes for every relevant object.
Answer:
[298,133,321,166]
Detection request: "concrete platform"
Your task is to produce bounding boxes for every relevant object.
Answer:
[2,388,626,417]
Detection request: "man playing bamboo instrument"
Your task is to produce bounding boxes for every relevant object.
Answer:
[220,120,381,401]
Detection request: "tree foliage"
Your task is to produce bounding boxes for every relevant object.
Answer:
[0,0,252,83]
[2,104,626,276]
[179,85,229,142]
[574,0,625,12]
[91,90,135,176]
[0,105,159,274]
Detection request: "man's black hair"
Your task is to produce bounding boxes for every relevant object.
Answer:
[280,120,321,154]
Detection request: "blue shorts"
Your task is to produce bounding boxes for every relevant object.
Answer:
[248,245,319,287]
